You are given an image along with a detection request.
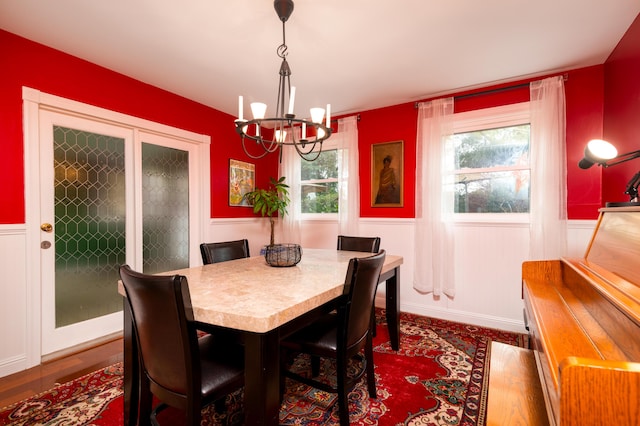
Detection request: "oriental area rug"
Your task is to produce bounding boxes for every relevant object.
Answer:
[0,309,527,426]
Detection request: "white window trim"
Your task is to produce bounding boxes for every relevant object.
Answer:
[450,101,531,223]
[452,101,530,133]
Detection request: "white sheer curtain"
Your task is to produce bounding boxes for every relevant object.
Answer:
[278,117,360,242]
[529,76,568,259]
[336,116,360,235]
[278,129,302,244]
[414,98,455,297]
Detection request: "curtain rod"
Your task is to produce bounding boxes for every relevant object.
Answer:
[454,82,530,101]
[414,73,569,107]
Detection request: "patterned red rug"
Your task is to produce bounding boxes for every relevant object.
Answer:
[0,310,527,425]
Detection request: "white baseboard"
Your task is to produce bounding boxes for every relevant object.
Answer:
[376,295,527,334]
[0,355,28,378]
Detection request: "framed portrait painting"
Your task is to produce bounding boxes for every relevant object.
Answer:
[371,141,404,207]
[229,159,255,206]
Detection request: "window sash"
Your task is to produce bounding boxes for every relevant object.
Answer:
[448,102,531,216]
[300,142,340,215]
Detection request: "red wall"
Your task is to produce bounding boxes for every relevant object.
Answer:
[565,66,606,217]
[354,67,606,219]
[0,29,277,224]
[357,103,418,218]
[3,20,638,224]
[602,13,640,205]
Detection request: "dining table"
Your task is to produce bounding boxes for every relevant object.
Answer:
[119,248,403,425]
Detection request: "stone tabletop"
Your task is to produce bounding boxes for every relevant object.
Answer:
[119,248,402,333]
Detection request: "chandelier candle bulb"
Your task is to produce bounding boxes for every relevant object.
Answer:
[251,102,267,120]
[238,96,243,121]
[310,107,325,124]
[276,130,287,143]
[326,104,331,128]
[302,122,306,139]
[288,86,296,115]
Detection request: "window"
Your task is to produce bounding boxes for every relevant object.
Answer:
[300,148,339,213]
[446,102,530,214]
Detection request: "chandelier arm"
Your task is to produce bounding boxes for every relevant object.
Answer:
[259,138,281,153]
[298,144,323,162]
[293,139,321,156]
[303,151,323,161]
[236,123,280,153]
[241,137,271,160]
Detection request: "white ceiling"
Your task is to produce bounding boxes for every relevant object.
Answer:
[1,0,639,119]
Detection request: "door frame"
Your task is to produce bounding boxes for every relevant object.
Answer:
[22,87,210,364]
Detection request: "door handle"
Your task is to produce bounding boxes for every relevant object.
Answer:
[41,223,53,233]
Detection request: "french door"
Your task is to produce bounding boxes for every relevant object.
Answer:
[25,89,209,358]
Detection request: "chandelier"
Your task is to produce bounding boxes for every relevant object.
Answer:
[234,0,332,162]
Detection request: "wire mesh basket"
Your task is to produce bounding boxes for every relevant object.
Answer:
[264,243,302,267]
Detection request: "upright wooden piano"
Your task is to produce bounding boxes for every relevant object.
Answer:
[488,207,640,425]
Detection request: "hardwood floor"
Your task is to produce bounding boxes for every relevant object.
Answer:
[0,338,123,409]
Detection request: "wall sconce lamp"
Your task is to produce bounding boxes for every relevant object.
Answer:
[578,139,640,169]
[578,139,640,205]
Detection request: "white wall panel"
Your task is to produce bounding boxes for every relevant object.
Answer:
[205,217,268,260]
[0,217,598,378]
[209,217,597,333]
[0,226,28,377]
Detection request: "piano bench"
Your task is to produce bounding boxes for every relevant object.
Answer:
[487,341,549,426]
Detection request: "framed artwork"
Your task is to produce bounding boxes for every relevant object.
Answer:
[371,140,404,207]
[229,159,255,206]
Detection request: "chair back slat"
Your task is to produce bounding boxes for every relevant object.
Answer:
[337,235,381,253]
[200,239,250,264]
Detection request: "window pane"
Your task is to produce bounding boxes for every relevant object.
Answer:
[453,170,530,213]
[301,149,338,180]
[300,148,339,213]
[447,122,530,214]
[302,181,338,213]
[450,125,530,169]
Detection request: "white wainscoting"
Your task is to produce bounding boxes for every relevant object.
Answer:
[0,217,598,378]
[207,217,597,334]
[0,225,28,377]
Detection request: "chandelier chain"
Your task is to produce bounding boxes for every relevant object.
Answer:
[277,21,288,59]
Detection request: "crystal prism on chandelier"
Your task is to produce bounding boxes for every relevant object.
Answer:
[234,0,332,162]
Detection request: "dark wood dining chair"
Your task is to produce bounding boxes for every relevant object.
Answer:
[337,235,381,253]
[199,239,251,343]
[119,265,244,425]
[280,250,386,426]
[337,235,382,336]
[200,239,250,265]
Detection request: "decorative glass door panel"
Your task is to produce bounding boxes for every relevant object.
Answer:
[53,126,126,327]
[141,143,190,274]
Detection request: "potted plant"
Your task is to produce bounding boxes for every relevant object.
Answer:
[244,176,289,245]
[244,176,301,266]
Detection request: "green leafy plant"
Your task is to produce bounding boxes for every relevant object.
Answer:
[243,176,290,246]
